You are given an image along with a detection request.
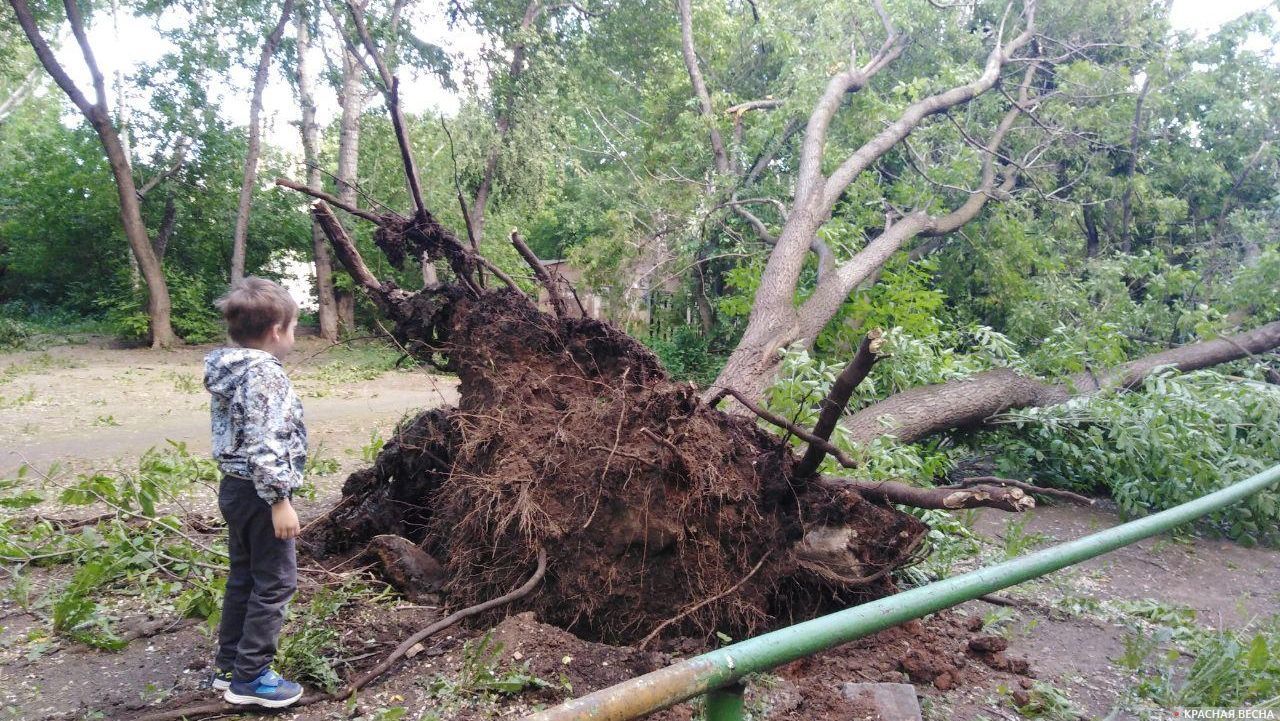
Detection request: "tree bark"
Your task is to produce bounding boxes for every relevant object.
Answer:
[230,0,296,284]
[1118,70,1152,255]
[150,196,177,261]
[842,319,1280,447]
[8,0,177,347]
[296,1,339,342]
[334,37,363,332]
[467,0,542,248]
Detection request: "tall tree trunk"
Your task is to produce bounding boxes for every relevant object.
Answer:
[1119,71,1152,255]
[1083,204,1101,258]
[8,0,177,348]
[295,1,339,342]
[467,0,541,248]
[230,0,296,284]
[334,43,362,331]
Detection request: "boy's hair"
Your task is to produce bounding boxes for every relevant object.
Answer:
[215,277,298,345]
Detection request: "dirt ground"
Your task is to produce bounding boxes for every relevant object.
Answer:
[2,339,1278,721]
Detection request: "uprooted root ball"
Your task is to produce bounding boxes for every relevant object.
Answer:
[306,287,926,644]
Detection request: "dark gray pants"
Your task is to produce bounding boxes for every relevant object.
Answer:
[215,477,297,682]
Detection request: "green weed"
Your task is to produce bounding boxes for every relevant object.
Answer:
[166,372,202,394]
[421,632,565,715]
[1001,515,1051,559]
[277,582,392,693]
[1011,681,1080,720]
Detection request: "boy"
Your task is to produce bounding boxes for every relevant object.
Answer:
[202,277,307,708]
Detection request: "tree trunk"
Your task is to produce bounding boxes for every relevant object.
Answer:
[467,0,541,249]
[334,43,363,332]
[7,0,177,348]
[842,320,1280,447]
[1119,71,1152,255]
[296,1,339,342]
[150,195,177,261]
[230,0,296,284]
[1083,204,1100,258]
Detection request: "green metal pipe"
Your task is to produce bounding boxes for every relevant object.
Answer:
[522,462,1280,721]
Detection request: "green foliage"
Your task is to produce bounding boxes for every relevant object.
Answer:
[992,367,1280,544]
[51,560,127,651]
[276,585,372,693]
[647,325,724,386]
[304,342,409,385]
[1010,681,1081,720]
[424,632,561,703]
[0,443,227,650]
[1119,609,1280,708]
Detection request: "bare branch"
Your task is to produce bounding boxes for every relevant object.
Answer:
[7,0,98,117]
[794,329,884,478]
[136,138,187,199]
[677,0,731,175]
[819,0,1037,214]
[275,177,386,224]
[511,230,565,316]
[725,99,783,114]
[312,200,384,293]
[822,476,1036,512]
[62,0,108,109]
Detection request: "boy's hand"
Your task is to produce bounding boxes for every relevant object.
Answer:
[271,500,300,540]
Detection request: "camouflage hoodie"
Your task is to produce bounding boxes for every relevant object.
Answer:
[203,347,308,505]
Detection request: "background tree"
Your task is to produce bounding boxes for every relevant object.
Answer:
[7,0,177,347]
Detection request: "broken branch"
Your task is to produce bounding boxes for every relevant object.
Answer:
[794,329,884,478]
[511,230,566,317]
[822,476,1036,512]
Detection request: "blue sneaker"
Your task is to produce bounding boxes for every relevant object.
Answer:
[210,667,233,691]
[223,669,303,708]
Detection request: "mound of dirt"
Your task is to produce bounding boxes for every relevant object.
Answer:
[305,287,927,645]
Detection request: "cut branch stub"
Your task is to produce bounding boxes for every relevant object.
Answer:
[822,476,1036,512]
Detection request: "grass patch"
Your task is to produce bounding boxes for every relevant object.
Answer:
[0,352,78,384]
[303,343,410,387]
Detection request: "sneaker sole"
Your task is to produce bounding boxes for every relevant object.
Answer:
[223,688,303,708]
[211,680,231,691]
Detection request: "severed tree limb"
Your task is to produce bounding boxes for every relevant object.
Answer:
[511,230,566,317]
[957,476,1093,506]
[793,329,884,478]
[277,177,386,224]
[821,476,1036,512]
[129,550,547,721]
[312,200,384,293]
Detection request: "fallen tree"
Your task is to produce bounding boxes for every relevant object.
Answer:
[841,319,1280,447]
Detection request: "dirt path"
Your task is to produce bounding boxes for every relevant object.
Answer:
[0,337,458,482]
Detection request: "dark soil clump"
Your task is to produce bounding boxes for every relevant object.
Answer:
[305,227,928,645]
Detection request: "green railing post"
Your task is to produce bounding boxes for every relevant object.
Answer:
[703,683,745,721]
[522,462,1280,721]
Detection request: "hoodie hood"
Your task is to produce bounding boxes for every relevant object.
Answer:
[203,347,280,399]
